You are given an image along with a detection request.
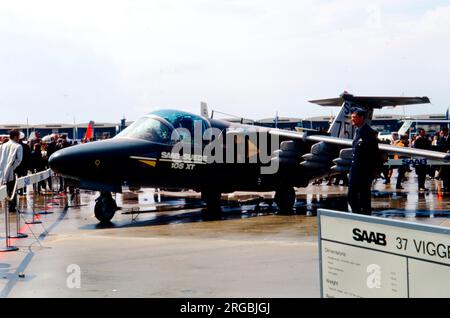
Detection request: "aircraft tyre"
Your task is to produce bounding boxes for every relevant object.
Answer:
[275,186,296,214]
[201,190,222,213]
[95,192,118,223]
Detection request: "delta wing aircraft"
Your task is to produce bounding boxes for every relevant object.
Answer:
[378,120,413,142]
[49,93,450,222]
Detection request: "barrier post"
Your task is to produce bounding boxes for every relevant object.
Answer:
[37,191,53,215]
[8,207,28,239]
[0,200,18,252]
[7,176,29,239]
[26,169,42,225]
[25,188,42,225]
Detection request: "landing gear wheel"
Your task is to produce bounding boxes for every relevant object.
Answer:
[201,190,222,214]
[275,186,296,215]
[94,192,118,223]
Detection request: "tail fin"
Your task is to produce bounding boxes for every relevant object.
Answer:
[398,120,413,136]
[85,121,94,140]
[200,102,209,118]
[309,92,429,139]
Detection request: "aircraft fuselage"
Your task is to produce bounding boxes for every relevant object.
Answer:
[49,117,318,194]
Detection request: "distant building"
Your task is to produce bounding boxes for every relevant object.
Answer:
[371,115,403,135]
[407,114,450,135]
[257,117,303,130]
[250,113,450,135]
[1,112,449,140]
[370,114,450,135]
[1,123,119,140]
[297,116,334,131]
[0,124,27,136]
[33,123,75,139]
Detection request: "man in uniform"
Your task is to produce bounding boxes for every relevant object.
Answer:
[348,108,381,215]
[413,128,431,191]
[437,126,450,191]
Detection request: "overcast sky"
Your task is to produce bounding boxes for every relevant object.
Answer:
[1,0,450,124]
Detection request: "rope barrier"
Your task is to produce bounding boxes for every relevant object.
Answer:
[0,169,53,252]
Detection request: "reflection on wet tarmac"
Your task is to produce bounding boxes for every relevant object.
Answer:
[67,171,450,230]
[89,199,280,230]
[3,173,449,298]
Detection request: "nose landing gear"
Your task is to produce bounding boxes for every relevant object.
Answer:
[94,191,118,223]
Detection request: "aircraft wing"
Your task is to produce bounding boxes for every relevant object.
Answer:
[269,129,450,161]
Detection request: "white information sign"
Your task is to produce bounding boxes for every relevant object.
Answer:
[318,209,450,298]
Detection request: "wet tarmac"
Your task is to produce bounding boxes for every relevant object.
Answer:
[0,171,448,297]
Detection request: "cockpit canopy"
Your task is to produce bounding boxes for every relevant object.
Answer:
[116,109,210,144]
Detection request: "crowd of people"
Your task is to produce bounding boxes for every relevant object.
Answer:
[380,126,450,192]
[0,130,77,211]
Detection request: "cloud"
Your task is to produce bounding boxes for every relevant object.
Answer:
[0,1,449,123]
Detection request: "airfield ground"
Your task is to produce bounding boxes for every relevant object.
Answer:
[0,174,448,297]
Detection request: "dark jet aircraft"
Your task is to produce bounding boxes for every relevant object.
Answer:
[49,93,450,222]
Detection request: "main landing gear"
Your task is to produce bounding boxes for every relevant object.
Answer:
[201,190,222,213]
[95,191,118,223]
[274,186,296,214]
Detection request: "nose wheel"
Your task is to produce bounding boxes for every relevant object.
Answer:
[94,192,118,223]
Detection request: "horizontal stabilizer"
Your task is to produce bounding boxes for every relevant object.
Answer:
[309,92,430,108]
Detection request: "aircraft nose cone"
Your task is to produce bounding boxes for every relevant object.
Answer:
[48,138,156,180]
[48,144,87,178]
[48,151,65,174]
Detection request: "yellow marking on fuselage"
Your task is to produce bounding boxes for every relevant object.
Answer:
[139,159,157,167]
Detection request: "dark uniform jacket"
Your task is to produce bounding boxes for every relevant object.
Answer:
[414,136,431,150]
[437,135,450,152]
[30,150,47,172]
[15,142,31,177]
[349,123,380,184]
[46,141,57,158]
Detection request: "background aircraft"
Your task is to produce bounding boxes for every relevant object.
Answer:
[378,120,413,142]
[84,121,94,141]
[49,93,450,222]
